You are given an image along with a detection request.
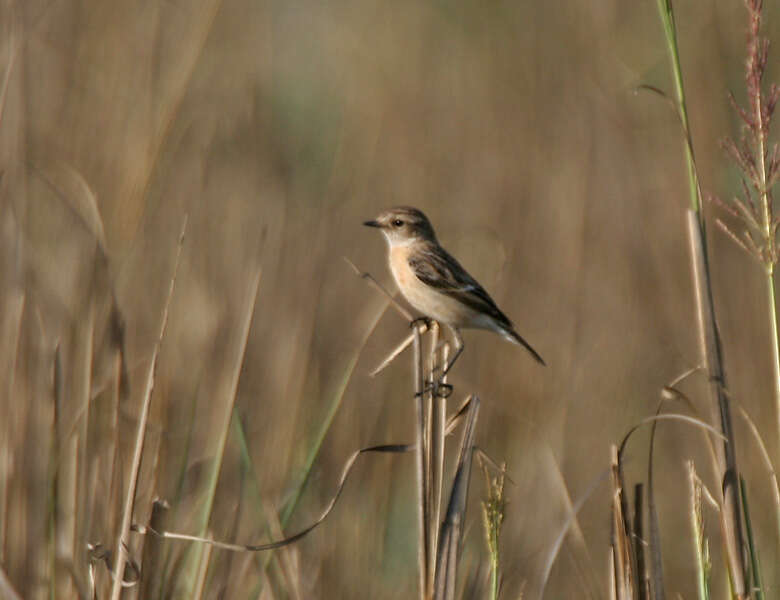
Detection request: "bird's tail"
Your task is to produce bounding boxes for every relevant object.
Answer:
[500,327,546,366]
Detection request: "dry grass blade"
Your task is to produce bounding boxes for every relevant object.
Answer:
[370,323,432,377]
[686,211,747,597]
[344,257,412,321]
[434,395,479,600]
[109,217,187,600]
[647,406,666,600]
[132,444,414,552]
[179,265,262,597]
[619,414,727,448]
[346,258,431,376]
[445,396,476,436]
[610,445,634,600]
[608,548,616,600]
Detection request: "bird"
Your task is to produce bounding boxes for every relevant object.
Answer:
[363,206,545,377]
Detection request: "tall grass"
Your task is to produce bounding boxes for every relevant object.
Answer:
[2,0,780,598]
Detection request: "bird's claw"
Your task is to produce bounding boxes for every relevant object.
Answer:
[410,316,432,330]
[414,379,453,399]
[432,380,453,398]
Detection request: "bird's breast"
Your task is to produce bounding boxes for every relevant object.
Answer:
[388,245,478,327]
[389,246,416,289]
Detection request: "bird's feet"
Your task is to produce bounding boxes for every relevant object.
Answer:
[430,379,453,398]
[414,378,453,399]
[410,316,432,331]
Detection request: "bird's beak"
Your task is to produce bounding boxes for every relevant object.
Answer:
[363,220,382,228]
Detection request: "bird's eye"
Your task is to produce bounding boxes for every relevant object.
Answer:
[392,219,404,228]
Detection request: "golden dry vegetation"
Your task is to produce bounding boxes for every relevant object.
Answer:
[1,0,779,598]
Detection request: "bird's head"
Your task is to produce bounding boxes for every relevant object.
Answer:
[363,206,437,246]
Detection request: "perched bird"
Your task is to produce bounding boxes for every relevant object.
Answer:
[364,206,544,375]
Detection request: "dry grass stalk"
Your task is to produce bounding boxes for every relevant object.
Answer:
[430,337,448,595]
[433,395,479,600]
[73,299,95,588]
[686,211,747,597]
[132,442,414,552]
[610,445,633,600]
[412,325,430,599]
[350,260,481,598]
[109,218,187,600]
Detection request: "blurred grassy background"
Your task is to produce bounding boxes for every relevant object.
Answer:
[1,0,779,598]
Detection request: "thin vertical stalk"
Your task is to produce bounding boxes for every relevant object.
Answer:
[608,549,617,600]
[687,213,746,597]
[433,395,479,600]
[740,477,764,600]
[754,54,780,455]
[489,556,498,600]
[610,445,633,600]
[73,301,95,584]
[633,484,648,600]
[109,220,186,600]
[653,0,748,595]
[413,326,429,600]
[767,276,780,448]
[48,344,62,600]
[655,0,699,213]
[429,336,447,599]
[426,323,441,598]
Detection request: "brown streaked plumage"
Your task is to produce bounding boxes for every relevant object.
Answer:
[364,206,545,373]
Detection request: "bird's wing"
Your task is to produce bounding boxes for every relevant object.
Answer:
[408,244,512,327]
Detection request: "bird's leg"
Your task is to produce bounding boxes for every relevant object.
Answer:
[406,319,454,398]
[419,327,462,398]
[440,327,464,378]
[417,381,453,399]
